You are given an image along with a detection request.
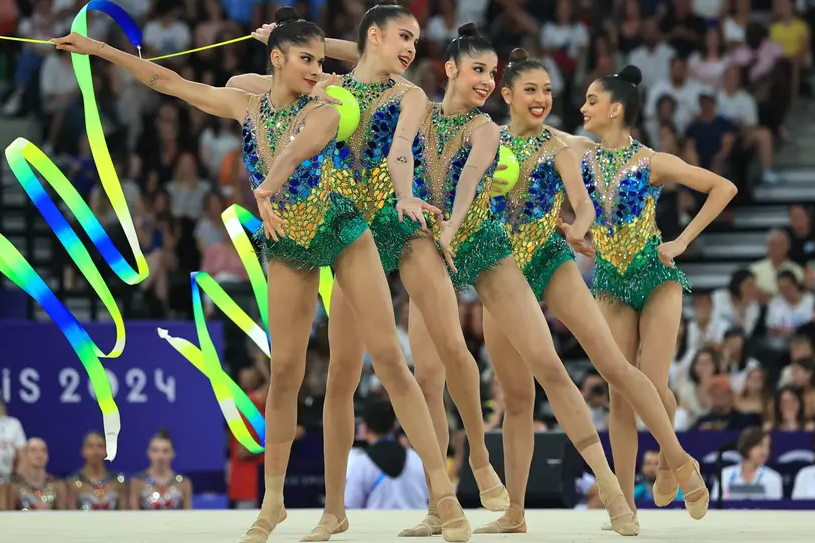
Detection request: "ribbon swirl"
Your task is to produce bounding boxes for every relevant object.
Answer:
[1,1,336,456]
[0,1,149,460]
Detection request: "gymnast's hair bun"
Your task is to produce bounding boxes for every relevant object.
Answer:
[509,48,530,64]
[457,22,480,38]
[275,6,300,24]
[617,65,642,86]
[376,0,399,5]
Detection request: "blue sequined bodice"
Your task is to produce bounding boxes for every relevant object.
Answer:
[492,127,566,230]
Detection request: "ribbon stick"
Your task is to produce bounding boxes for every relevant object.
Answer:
[158,205,335,452]
[0,1,149,460]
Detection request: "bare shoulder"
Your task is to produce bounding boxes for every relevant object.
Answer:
[225,73,272,94]
[548,126,595,155]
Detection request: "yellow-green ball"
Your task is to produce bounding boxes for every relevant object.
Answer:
[325,85,360,142]
[489,145,520,197]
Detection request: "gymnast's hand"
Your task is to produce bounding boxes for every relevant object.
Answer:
[436,215,458,274]
[311,73,343,106]
[251,23,276,45]
[657,239,687,268]
[51,33,104,56]
[396,196,440,231]
[254,184,287,242]
[557,218,595,258]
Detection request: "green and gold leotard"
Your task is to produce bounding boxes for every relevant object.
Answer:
[582,139,691,312]
[413,104,511,290]
[492,127,574,300]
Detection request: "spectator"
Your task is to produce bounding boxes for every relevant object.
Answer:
[717,66,779,184]
[129,430,192,509]
[195,0,227,49]
[426,0,458,47]
[769,0,811,105]
[711,427,784,500]
[614,0,645,55]
[1,0,58,116]
[766,386,815,431]
[734,367,773,421]
[540,0,590,82]
[723,0,753,48]
[720,329,761,392]
[580,371,609,430]
[10,438,66,511]
[731,22,790,132]
[228,366,266,509]
[749,229,805,298]
[345,400,427,510]
[67,432,126,510]
[645,56,704,133]
[688,27,731,89]
[684,92,738,176]
[633,450,668,502]
[0,397,26,481]
[786,357,815,419]
[787,205,815,266]
[712,269,762,337]
[660,0,707,57]
[677,348,722,422]
[686,290,730,351]
[199,117,240,179]
[626,17,676,91]
[791,434,815,499]
[693,375,761,430]
[765,271,814,336]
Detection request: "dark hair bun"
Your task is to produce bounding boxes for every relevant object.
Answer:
[376,0,399,4]
[617,65,642,86]
[275,6,300,24]
[457,22,479,38]
[509,48,529,63]
[155,428,172,439]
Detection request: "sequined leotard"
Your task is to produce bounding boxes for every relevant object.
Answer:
[337,74,422,272]
[492,127,574,300]
[14,474,58,510]
[134,472,185,510]
[242,93,367,269]
[582,140,691,312]
[69,471,124,510]
[414,104,511,289]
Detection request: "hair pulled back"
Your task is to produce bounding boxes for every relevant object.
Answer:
[357,1,414,55]
[596,65,643,127]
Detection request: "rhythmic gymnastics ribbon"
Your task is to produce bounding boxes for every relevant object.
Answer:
[0,32,254,62]
[158,204,335,453]
[0,1,150,461]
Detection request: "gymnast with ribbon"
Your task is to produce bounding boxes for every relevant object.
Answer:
[49,6,472,543]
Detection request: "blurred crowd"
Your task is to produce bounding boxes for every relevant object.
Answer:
[2,0,815,510]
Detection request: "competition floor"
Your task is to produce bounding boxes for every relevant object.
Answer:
[4,508,812,543]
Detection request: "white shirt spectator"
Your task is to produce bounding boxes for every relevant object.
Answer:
[711,463,784,500]
[627,43,676,90]
[723,17,747,45]
[540,22,589,59]
[0,415,26,479]
[40,53,79,114]
[644,78,704,133]
[693,0,724,19]
[455,0,489,28]
[792,465,815,499]
[749,259,805,296]
[143,19,192,57]
[716,89,759,127]
[766,292,815,331]
[345,445,427,509]
[687,316,730,351]
[166,180,212,220]
[426,16,458,45]
[711,288,761,336]
[687,52,731,89]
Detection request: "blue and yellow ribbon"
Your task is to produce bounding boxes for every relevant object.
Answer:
[0,1,149,460]
[1,1,336,456]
